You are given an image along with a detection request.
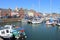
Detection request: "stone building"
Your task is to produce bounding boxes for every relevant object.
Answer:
[19,8,24,19]
[0,8,12,17]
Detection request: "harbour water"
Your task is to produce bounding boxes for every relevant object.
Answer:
[0,22,60,40]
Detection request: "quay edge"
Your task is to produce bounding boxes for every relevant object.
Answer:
[0,18,21,23]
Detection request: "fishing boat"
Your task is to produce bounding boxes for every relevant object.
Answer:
[0,25,27,40]
[0,25,13,40]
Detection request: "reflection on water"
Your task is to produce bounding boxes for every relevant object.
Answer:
[0,22,60,40]
[56,26,60,32]
[46,25,55,30]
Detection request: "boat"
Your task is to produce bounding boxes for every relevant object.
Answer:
[0,25,13,40]
[46,17,56,25]
[28,17,44,24]
[56,18,60,26]
[0,25,27,40]
[46,20,54,25]
[15,26,27,40]
[0,25,13,38]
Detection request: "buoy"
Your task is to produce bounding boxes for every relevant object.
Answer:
[20,30,24,32]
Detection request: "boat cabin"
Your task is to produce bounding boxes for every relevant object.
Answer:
[0,26,13,38]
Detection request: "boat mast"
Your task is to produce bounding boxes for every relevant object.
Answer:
[50,0,52,14]
[39,0,40,12]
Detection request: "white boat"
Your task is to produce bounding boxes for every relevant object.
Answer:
[0,25,27,40]
[46,19,57,25]
[0,25,13,38]
[0,25,20,39]
[28,18,44,24]
[57,23,60,26]
[32,18,44,24]
[46,17,56,25]
[46,20,54,25]
[56,18,60,26]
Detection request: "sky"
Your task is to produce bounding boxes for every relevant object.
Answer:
[0,0,60,13]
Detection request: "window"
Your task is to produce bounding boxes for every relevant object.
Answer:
[6,30,9,33]
[1,31,5,34]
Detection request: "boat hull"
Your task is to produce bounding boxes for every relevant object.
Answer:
[56,23,60,26]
